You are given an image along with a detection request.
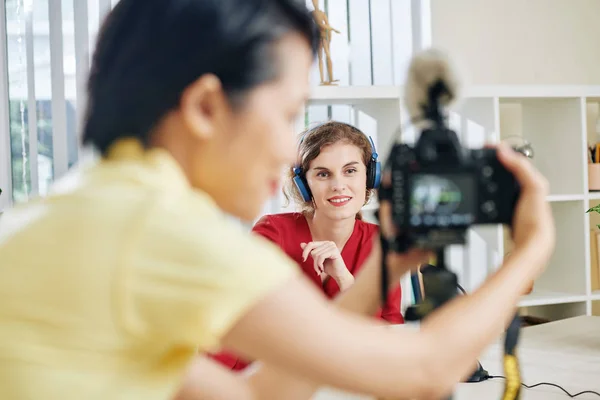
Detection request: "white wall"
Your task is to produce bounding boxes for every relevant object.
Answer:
[431,0,600,85]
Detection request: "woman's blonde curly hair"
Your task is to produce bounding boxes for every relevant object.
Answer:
[283,120,377,219]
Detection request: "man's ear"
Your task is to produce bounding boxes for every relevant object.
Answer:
[180,74,230,141]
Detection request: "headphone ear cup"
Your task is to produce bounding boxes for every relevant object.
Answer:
[366,159,382,189]
[373,161,381,189]
[293,174,312,202]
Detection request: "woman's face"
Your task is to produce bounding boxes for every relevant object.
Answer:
[179,33,312,222]
[305,141,368,221]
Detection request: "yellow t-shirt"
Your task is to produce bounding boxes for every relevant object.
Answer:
[0,139,298,399]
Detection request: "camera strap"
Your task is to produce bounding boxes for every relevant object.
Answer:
[379,232,390,307]
[502,313,522,400]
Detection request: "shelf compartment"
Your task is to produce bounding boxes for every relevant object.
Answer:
[510,201,587,297]
[499,97,585,196]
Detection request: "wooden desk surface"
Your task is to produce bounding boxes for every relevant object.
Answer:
[314,316,600,399]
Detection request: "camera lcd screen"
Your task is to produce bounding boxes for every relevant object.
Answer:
[408,173,476,227]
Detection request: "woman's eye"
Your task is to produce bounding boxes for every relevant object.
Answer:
[317,171,329,178]
[346,168,357,174]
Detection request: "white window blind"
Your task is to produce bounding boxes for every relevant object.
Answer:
[0,0,115,209]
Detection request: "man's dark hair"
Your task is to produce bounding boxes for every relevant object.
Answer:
[82,0,319,155]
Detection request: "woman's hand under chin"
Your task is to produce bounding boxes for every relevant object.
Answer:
[300,241,355,291]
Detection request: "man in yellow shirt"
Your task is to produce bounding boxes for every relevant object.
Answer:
[0,0,555,399]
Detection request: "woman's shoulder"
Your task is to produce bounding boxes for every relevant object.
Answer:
[355,218,380,236]
[251,212,308,245]
[254,212,306,229]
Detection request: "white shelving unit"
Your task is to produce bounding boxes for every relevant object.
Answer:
[284,84,600,321]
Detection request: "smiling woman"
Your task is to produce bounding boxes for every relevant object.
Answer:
[209,120,404,372]
[278,121,392,304]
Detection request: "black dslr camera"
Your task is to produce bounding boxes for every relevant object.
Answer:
[386,80,520,252]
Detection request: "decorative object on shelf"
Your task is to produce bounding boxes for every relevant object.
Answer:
[502,135,534,159]
[588,142,600,191]
[595,103,600,143]
[589,142,600,163]
[311,0,340,86]
[589,164,600,191]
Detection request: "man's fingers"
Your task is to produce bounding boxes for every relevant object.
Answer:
[496,143,549,194]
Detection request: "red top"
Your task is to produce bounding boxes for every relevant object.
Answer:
[208,212,404,370]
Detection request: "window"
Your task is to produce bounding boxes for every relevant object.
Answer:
[4,0,114,204]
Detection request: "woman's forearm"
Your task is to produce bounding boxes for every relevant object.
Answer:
[333,269,355,292]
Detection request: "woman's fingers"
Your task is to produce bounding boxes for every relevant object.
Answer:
[301,241,336,262]
[301,242,325,261]
[310,243,337,259]
[313,258,324,274]
[312,259,327,281]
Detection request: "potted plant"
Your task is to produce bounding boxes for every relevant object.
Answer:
[586,204,600,230]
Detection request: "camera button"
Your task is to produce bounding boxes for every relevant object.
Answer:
[482,166,494,178]
[487,182,498,193]
[482,200,496,214]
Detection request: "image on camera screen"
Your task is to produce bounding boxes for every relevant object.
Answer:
[409,173,476,227]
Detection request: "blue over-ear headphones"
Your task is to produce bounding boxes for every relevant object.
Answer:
[292,122,381,202]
